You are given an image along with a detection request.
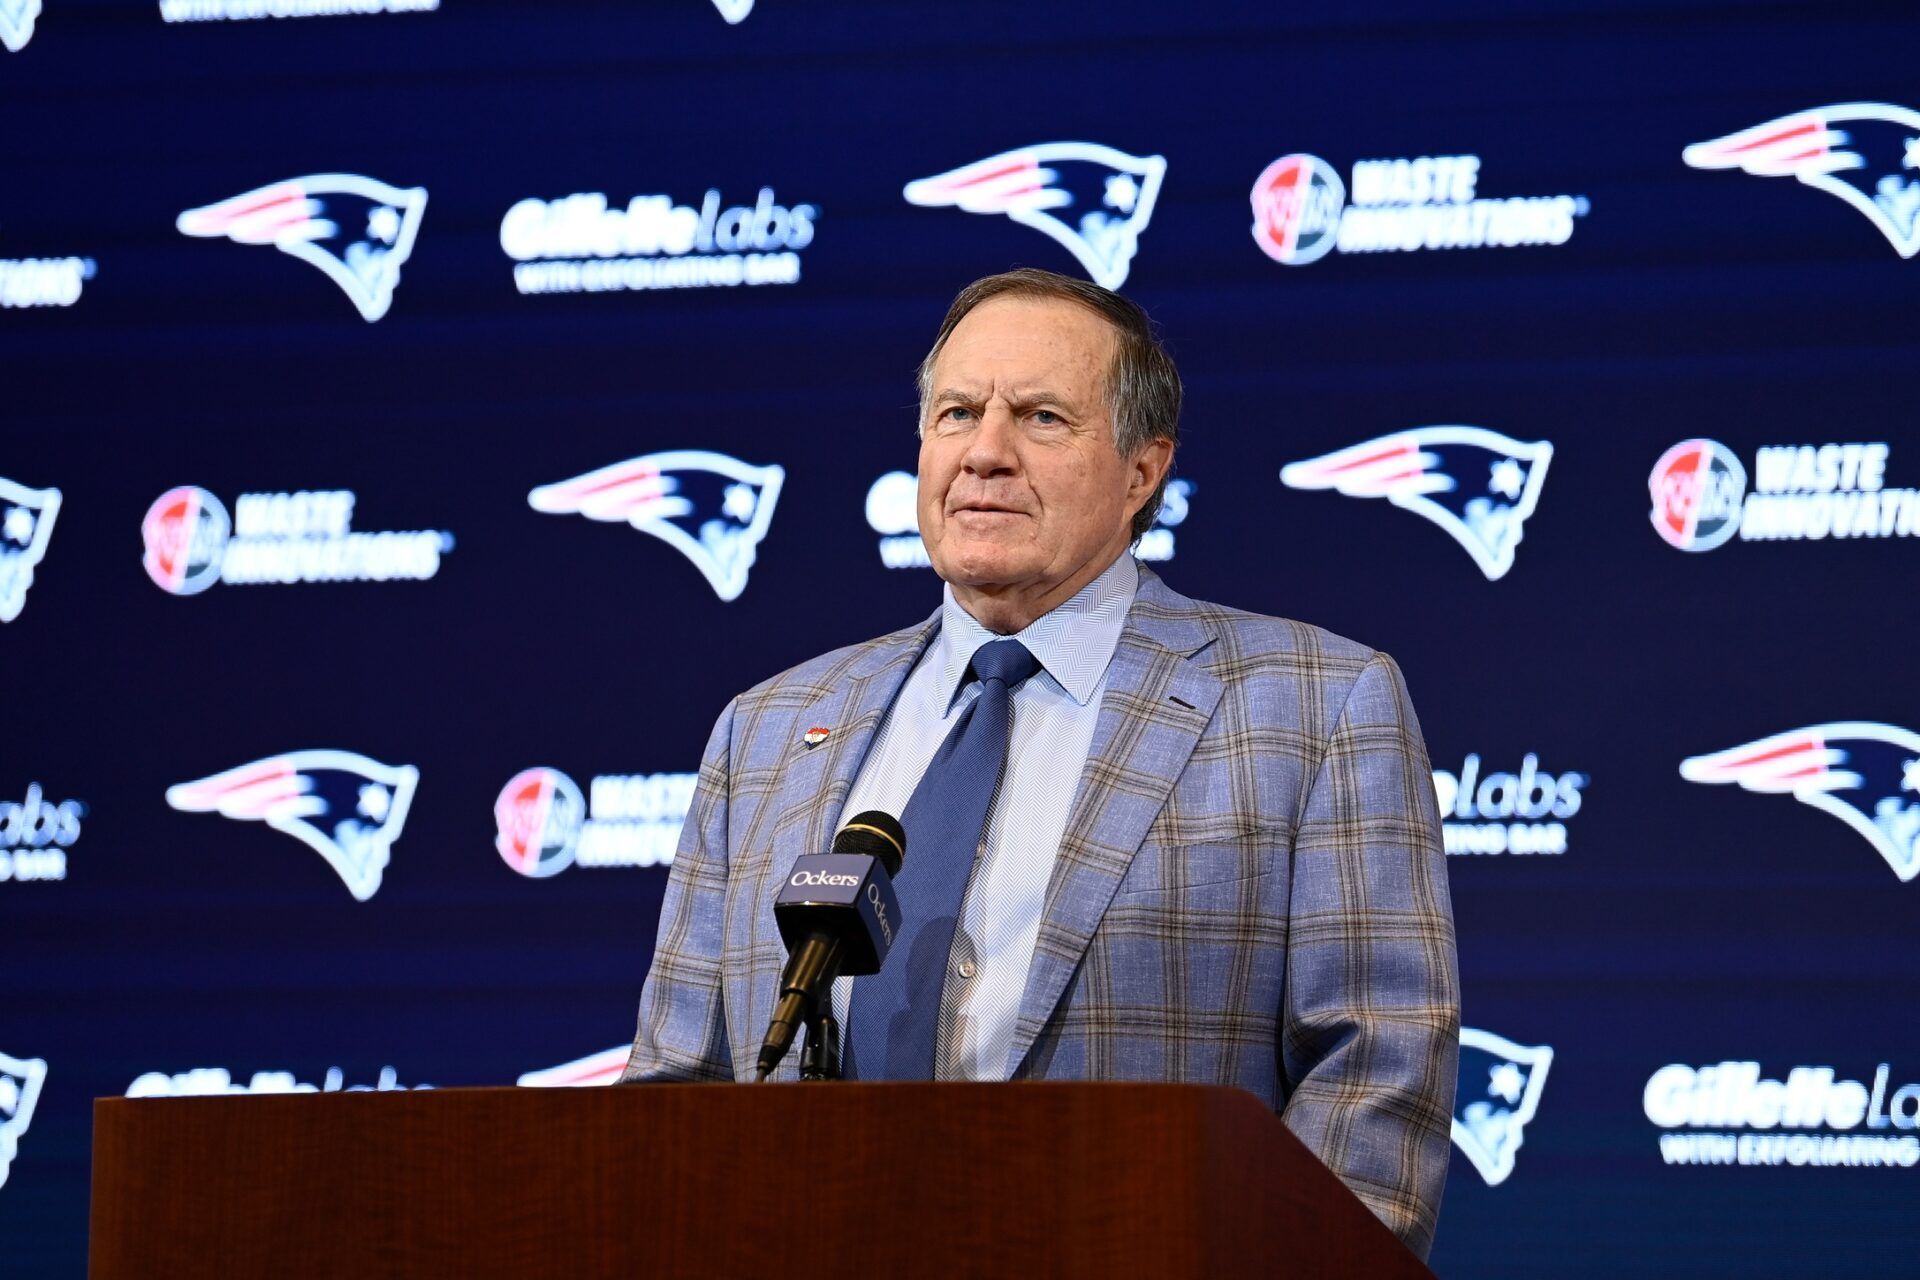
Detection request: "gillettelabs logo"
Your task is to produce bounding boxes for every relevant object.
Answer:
[140,486,453,594]
[177,174,427,321]
[1,784,84,884]
[530,451,783,602]
[1280,427,1553,580]
[166,751,420,901]
[1,226,95,308]
[1647,1060,1920,1168]
[1650,439,1920,549]
[864,471,1192,569]
[905,143,1166,290]
[493,768,694,877]
[1252,152,1588,266]
[0,1051,45,1190]
[1680,723,1920,881]
[128,1065,424,1096]
[502,187,817,295]
[1453,1028,1553,1186]
[159,0,437,21]
[1433,755,1587,856]
[0,477,60,622]
[0,0,39,52]
[1684,104,1920,258]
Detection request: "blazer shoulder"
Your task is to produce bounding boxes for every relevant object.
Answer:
[734,616,934,711]
[1138,576,1381,686]
[1200,600,1377,667]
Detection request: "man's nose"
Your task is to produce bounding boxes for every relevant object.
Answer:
[962,403,1019,475]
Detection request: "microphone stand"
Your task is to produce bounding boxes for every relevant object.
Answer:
[797,1006,842,1081]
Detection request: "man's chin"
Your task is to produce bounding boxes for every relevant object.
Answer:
[927,544,1037,591]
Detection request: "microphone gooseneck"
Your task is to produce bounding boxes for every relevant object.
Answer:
[753,811,907,1082]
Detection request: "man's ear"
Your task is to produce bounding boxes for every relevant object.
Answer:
[1127,437,1175,506]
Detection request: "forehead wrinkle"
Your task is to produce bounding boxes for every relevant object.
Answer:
[933,382,1097,411]
[1003,385,1093,412]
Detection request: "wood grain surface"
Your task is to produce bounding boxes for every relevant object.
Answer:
[90,1082,1433,1278]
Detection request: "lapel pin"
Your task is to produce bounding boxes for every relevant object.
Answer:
[803,727,831,748]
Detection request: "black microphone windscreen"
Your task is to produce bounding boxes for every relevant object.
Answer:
[832,810,906,876]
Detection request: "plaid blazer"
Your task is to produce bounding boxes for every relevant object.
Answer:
[625,565,1459,1258]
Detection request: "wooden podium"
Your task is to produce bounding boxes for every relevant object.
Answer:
[91,1082,1433,1278]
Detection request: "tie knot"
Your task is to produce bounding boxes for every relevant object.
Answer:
[969,638,1040,690]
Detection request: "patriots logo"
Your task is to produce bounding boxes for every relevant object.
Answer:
[0,1050,47,1191]
[1683,103,1920,258]
[1680,723,1920,882]
[529,450,784,603]
[1453,1028,1553,1187]
[710,0,753,21]
[904,143,1167,290]
[1280,427,1553,580]
[516,1045,630,1088]
[176,174,428,321]
[0,477,61,624]
[0,0,39,53]
[165,751,420,901]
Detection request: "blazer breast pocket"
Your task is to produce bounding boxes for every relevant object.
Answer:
[1111,839,1288,903]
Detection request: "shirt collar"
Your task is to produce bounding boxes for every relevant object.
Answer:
[936,553,1139,710]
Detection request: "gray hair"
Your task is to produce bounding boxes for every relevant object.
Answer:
[916,268,1183,541]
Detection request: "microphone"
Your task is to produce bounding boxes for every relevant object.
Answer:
[754,811,906,1082]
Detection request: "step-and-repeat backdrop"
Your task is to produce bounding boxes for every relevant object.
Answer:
[5,1,1918,1273]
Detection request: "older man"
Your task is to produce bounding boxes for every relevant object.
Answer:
[625,268,1460,1258]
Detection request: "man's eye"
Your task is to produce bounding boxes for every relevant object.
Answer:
[942,406,974,423]
[1032,410,1060,425]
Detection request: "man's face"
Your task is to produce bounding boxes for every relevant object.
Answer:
[917,296,1162,623]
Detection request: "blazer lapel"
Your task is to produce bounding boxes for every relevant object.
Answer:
[1007,572,1222,1074]
[763,615,939,882]
[741,616,938,1079]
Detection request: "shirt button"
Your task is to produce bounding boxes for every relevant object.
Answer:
[957,959,977,980]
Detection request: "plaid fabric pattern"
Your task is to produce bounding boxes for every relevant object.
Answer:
[624,566,1460,1259]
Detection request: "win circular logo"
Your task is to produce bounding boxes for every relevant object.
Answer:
[141,486,231,594]
[1250,154,1345,266]
[1649,440,1747,551]
[494,768,586,878]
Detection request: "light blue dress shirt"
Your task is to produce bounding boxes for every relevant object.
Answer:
[833,552,1140,1080]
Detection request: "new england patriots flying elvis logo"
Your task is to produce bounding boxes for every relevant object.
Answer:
[904,143,1167,290]
[0,0,40,52]
[1680,723,1920,882]
[529,450,784,603]
[0,1050,46,1191]
[166,751,420,901]
[1453,1028,1554,1187]
[516,1045,631,1089]
[176,174,428,321]
[1280,427,1553,580]
[1683,103,1920,258]
[0,477,61,624]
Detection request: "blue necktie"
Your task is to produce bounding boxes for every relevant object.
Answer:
[846,638,1041,1080]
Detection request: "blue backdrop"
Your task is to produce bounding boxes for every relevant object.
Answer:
[4,1,1919,1274]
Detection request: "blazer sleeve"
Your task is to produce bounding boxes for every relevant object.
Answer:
[1278,651,1460,1260]
[622,698,739,1083]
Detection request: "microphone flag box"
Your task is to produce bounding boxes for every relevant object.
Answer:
[774,853,900,976]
